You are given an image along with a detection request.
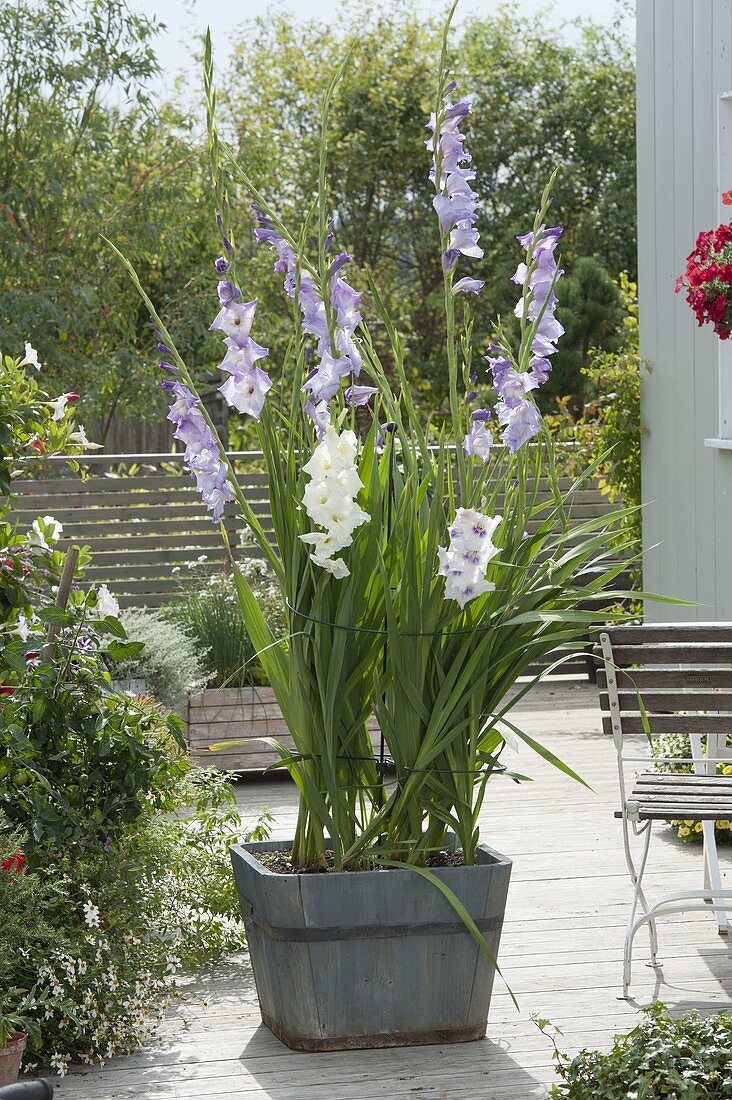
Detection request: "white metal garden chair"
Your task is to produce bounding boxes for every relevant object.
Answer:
[594,623,732,996]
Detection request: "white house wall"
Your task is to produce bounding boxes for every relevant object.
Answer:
[638,0,732,619]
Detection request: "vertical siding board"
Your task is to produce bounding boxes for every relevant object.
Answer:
[671,0,697,617]
[637,0,660,604]
[639,0,732,621]
[713,0,732,618]
[651,0,677,612]
[692,1,718,618]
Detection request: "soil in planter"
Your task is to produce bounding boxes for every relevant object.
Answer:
[259,848,465,874]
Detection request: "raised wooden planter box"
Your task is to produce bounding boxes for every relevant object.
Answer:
[186,686,380,773]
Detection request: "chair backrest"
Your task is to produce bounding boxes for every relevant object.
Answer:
[592,623,732,752]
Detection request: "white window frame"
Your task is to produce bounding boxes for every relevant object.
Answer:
[704,92,732,450]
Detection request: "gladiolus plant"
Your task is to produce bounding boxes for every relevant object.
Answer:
[112,5,640,874]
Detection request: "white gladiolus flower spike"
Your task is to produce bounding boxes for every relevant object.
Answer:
[299,426,369,576]
[438,508,501,609]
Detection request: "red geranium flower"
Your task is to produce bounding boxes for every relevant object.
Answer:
[1,851,25,873]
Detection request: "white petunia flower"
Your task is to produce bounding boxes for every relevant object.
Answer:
[68,424,102,450]
[28,515,63,549]
[19,341,41,370]
[95,584,119,619]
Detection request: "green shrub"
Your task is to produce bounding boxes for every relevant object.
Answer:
[0,772,272,1074]
[110,608,209,706]
[164,562,286,687]
[548,1003,732,1099]
[0,665,188,857]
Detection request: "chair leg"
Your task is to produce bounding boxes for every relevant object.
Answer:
[622,820,656,996]
[702,820,729,936]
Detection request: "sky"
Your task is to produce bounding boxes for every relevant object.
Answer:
[134,0,632,94]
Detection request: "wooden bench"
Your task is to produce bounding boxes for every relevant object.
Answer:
[593,622,732,995]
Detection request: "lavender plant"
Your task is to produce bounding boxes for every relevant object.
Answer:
[110,4,641,876]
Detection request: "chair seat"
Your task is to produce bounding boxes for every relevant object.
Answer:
[615,772,732,821]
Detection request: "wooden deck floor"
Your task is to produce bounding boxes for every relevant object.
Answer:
[59,681,732,1099]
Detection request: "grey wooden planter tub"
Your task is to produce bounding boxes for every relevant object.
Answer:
[230,837,512,1052]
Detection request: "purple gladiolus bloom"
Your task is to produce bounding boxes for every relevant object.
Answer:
[442,249,460,273]
[530,357,552,384]
[497,399,543,454]
[448,224,483,259]
[209,298,258,347]
[219,366,272,420]
[165,382,234,521]
[214,256,230,274]
[329,251,351,277]
[345,385,378,406]
[429,85,482,276]
[217,280,241,305]
[452,277,484,296]
[472,408,492,421]
[463,419,493,463]
[494,366,539,408]
[304,398,330,438]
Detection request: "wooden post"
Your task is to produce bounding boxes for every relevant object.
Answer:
[40,545,80,663]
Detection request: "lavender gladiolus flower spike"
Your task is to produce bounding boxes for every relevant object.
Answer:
[428,90,483,274]
[486,224,565,454]
[208,268,273,421]
[165,381,234,522]
[253,208,364,411]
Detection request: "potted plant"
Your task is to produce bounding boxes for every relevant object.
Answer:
[112,5,638,1050]
[0,991,41,1086]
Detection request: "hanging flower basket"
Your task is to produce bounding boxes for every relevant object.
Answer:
[676,190,732,339]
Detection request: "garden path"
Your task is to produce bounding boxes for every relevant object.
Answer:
[59,680,732,1099]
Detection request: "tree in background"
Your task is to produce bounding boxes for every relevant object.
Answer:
[0,0,216,440]
[220,1,636,430]
[0,0,636,440]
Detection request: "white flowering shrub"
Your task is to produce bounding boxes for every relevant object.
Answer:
[0,767,271,1073]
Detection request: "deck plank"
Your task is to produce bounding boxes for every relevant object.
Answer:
[57,681,732,1100]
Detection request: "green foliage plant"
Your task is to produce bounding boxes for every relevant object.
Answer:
[112,6,649,888]
[163,560,286,687]
[0,777,272,1071]
[111,607,209,704]
[548,1002,732,1099]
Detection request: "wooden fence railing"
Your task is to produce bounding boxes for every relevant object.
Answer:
[9,452,268,607]
[7,452,628,618]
